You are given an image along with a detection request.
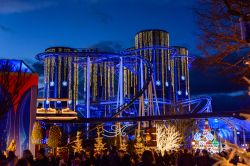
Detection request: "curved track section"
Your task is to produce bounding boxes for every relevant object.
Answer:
[36,51,154,118]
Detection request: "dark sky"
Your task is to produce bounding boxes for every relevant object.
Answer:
[0,0,249,111]
[0,0,196,60]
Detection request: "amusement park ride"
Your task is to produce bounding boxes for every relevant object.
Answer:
[35,30,213,137]
[34,29,250,146]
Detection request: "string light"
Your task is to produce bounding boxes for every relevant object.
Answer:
[46,57,51,102]
[64,57,67,82]
[156,80,161,86]
[156,123,182,155]
[68,57,72,107]
[50,81,55,87]
[72,131,84,153]
[94,125,106,153]
[104,62,106,100]
[31,122,44,144]
[107,65,110,99]
[51,57,55,86]
[134,136,145,156]
[181,75,185,80]
[165,81,169,87]
[58,57,61,98]
[47,126,62,148]
[62,81,67,86]
[178,90,182,95]
[112,66,114,96]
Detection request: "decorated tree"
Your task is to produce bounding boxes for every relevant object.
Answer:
[47,126,62,148]
[134,136,146,156]
[156,123,182,155]
[192,120,220,153]
[94,125,106,153]
[31,121,44,144]
[7,139,16,152]
[57,147,68,157]
[119,137,127,151]
[72,131,84,153]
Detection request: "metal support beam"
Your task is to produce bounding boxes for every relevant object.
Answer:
[41,111,247,124]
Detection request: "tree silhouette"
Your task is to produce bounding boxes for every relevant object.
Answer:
[194,0,250,83]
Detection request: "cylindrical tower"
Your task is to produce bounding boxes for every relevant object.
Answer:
[135,30,170,100]
[172,46,190,102]
[43,47,79,111]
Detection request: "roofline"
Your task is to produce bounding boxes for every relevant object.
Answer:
[136,29,169,35]
[172,46,188,50]
[0,59,35,73]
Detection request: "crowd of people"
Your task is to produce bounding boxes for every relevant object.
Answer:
[0,147,248,166]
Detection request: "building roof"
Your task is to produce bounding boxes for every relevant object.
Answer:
[0,59,34,73]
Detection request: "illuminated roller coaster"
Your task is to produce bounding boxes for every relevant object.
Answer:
[35,47,211,133]
[36,30,212,139]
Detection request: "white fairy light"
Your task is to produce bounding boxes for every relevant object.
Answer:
[156,123,182,155]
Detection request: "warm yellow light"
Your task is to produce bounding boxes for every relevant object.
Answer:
[156,123,182,155]
[36,117,77,120]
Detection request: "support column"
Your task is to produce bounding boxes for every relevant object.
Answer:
[119,57,124,109]
[116,57,123,146]
[139,58,146,131]
[86,57,91,138]
[243,129,246,146]
[234,128,237,145]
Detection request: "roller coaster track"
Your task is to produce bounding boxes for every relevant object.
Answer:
[36,51,153,119]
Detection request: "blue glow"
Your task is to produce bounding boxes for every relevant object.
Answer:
[178,90,182,95]
[165,81,169,87]
[62,81,67,86]
[0,59,33,73]
[156,80,161,86]
[50,81,55,86]
[208,118,250,142]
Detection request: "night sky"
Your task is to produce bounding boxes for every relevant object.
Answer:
[0,0,249,111]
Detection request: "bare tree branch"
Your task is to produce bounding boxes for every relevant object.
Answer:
[193,0,250,84]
